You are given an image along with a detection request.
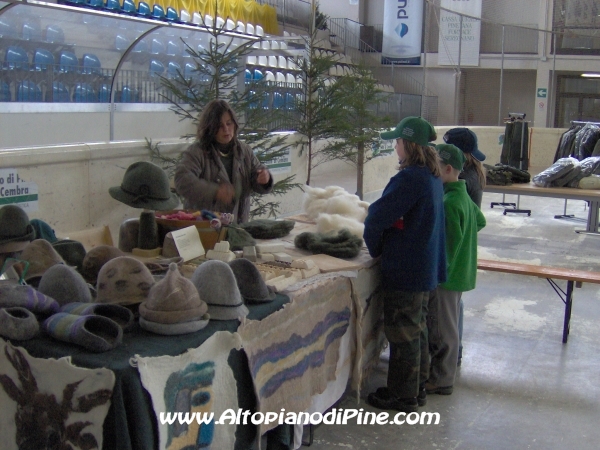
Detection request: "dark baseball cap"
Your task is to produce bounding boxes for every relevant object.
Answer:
[443,128,486,162]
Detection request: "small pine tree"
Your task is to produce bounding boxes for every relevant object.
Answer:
[147,19,301,219]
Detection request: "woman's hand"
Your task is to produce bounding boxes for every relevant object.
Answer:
[256,168,271,185]
[216,183,234,204]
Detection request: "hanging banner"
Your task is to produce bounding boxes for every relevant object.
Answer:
[438,0,482,66]
[381,0,424,65]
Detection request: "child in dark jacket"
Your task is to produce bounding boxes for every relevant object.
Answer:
[425,144,486,396]
[364,117,447,413]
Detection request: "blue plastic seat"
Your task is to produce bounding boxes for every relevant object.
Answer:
[104,0,122,12]
[152,5,165,20]
[45,25,65,44]
[166,61,182,79]
[1,82,11,102]
[33,49,55,71]
[98,84,111,102]
[136,2,151,17]
[51,82,71,102]
[132,39,148,53]
[149,59,165,77]
[0,19,18,38]
[58,51,78,73]
[248,90,258,109]
[17,81,42,102]
[5,46,29,70]
[184,62,196,80]
[150,38,165,55]
[82,54,101,74]
[73,83,96,102]
[120,85,138,102]
[22,22,42,41]
[244,69,252,84]
[253,69,263,81]
[273,92,284,109]
[285,92,295,110]
[87,0,104,9]
[166,40,180,56]
[122,0,136,14]
[166,7,179,22]
[115,34,130,51]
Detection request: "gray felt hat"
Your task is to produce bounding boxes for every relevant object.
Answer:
[38,264,93,307]
[81,245,125,284]
[0,205,35,253]
[0,284,60,317]
[139,262,209,335]
[191,260,249,321]
[52,239,87,272]
[19,239,66,281]
[0,307,40,340]
[109,161,179,211]
[95,256,155,306]
[229,258,276,303]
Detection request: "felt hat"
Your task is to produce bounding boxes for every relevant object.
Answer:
[81,245,125,283]
[239,219,295,239]
[52,239,87,272]
[0,284,60,317]
[191,260,249,321]
[229,258,276,303]
[95,256,155,306]
[380,116,436,147]
[38,264,93,307]
[443,127,486,162]
[436,144,467,171]
[139,263,209,335]
[30,218,58,243]
[43,312,122,352]
[109,161,179,211]
[60,302,135,331]
[0,205,35,253]
[19,239,66,281]
[0,307,40,340]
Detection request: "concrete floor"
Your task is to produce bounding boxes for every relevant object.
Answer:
[299,175,600,449]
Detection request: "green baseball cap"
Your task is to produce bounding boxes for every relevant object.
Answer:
[436,144,466,171]
[380,116,436,147]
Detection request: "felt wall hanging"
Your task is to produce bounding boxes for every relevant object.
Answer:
[238,276,352,438]
[133,331,243,450]
[0,339,115,450]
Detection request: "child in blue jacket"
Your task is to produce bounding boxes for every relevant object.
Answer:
[364,116,447,412]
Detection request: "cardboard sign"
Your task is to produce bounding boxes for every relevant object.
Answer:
[170,226,205,262]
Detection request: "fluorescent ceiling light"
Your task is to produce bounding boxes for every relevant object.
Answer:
[581,73,600,78]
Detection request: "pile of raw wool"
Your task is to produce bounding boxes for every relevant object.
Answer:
[302,186,370,238]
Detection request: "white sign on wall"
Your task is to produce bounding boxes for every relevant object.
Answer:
[0,168,38,213]
[381,0,424,65]
[438,0,482,66]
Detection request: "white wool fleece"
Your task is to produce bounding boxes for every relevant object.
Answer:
[303,185,370,222]
[316,213,365,238]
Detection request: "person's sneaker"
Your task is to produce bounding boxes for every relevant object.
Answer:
[424,382,453,395]
[367,388,418,413]
[417,385,427,406]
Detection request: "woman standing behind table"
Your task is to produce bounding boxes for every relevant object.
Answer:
[443,127,487,367]
[174,99,273,224]
[363,116,447,413]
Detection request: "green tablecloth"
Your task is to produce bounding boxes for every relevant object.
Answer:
[16,294,292,450]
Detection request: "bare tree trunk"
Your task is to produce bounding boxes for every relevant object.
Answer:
[306,139,312,185]
[357,141,365,199]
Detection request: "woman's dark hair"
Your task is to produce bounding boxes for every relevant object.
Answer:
[196,99,239,149]
[399,140,441,177]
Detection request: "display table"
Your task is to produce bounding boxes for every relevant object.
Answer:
[12,295,292,450]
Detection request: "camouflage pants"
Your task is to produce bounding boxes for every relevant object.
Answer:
[383,290,430,399]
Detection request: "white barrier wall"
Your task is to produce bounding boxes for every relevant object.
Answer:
[0,135,307,245]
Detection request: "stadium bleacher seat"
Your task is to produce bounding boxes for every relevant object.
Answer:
[33,49,55,71]
[136,2,151,18]
[0,81,11,102]
[22,22,42,41]
[98,84,111,102]
[17,81,42,102]
[82,54,102,75]
[0,19,18,38]
[51,82,71,102]
[122,0,136,14]
[166,7,179,22]
[152,4,165,20]
[120,85,138,102]
[167,61,182,79]
[58,51,78,73]
[45,25,65,44]
[73,82,96,102]
[149,59,165,77]
[150,38,165,55]
[5,46,29,70]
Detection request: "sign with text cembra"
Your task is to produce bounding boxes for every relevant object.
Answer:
[438,0,482,66]
[381,0,424,65]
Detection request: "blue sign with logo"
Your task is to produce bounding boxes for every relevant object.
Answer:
[382,0,424,65]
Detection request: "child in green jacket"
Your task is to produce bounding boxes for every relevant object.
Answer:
[426,144,486,396]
